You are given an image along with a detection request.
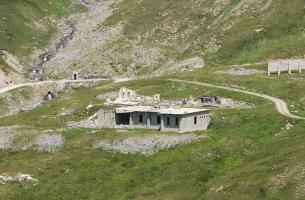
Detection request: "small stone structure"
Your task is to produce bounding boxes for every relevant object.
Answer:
[95,106,211,133]
[268,59,305,75]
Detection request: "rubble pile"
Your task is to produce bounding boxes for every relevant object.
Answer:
[217,68,265,76]
[101,87,254,109]
[0,173,38,184]
[35,134,65,152]
[0,127,64,152]
[93,134,207,155]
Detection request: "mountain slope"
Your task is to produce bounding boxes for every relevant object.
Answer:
[1,0,305,78]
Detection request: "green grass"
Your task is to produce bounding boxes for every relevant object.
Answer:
[0,0,85,66]
[105,0,305,67]
[0,77,298,199]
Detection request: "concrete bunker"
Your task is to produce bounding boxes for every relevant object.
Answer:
[97,106,211,133]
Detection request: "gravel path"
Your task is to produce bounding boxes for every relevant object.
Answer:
[169,79,305,120]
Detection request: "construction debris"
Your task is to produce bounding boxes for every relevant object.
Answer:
[93,134,207,155]
[102,87,160,106]
[0,173,38,184]
[100,87,253,109]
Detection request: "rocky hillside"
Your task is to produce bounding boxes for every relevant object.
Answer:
[1,0,305,79]
[0,0,84,83]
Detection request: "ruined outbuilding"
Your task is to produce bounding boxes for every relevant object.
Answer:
[107,87,160,105]
[268,59,305,75]
[95,106,210,133]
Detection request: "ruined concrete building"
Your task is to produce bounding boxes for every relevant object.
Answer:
[109,87,160,105]
[96,106,211,133]
[268,59,305,75]
[199,96,220,104]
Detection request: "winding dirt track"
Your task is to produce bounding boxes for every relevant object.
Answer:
[0,79,110,95]
[1,78,304,120]
[169,79,305,120]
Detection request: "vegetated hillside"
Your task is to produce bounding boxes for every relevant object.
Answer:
[41,0,305,78]
[105,0,305,67]
[0,0,84,73]
[1,0,305,78]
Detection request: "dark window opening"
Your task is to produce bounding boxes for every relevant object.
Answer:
[167,117,170,125]
[175,117,179,126]
[116,113,130,125]
[157,116,161,124]
[139,114,143,123]
[73,73,77,80]
[194,117,197,124]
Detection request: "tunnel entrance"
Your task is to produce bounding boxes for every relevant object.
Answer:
[73,73,77,80]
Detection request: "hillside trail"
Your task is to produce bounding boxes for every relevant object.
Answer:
[169,79,305,120]
[0,78,111,95]
[1,77,303,120]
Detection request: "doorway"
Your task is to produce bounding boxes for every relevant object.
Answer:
[116,113,130,125]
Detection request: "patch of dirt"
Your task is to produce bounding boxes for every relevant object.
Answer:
[0,173,38,184]
[1,50,24,73]
[269,163,305,199]
[216,67,265,76]
[0,127,64,152]
[93,134,207,155]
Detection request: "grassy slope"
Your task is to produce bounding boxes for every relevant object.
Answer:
[106,0,305,66]
[0,77,302,199]
[0,0,85,67]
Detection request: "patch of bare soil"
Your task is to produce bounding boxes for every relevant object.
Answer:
[93,134,207,155]
[0,127,64,152]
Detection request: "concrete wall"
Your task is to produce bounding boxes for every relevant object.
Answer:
[179,111,210,132]
[130,111,210,132]
[131,112,160,130]
[160,115,180,132]
[96,110,116,127]
[268,59,305,75]
[97,110,211,132]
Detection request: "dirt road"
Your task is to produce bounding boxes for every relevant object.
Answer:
[0,79,110,95]
[169,79,305,120]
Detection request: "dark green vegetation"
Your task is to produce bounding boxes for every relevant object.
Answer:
[1,70,305,199]
[0,0,85,68]
[106,0,305,65]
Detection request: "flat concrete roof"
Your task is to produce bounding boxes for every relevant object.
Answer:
[116,106,158,114]
[115,106,209,115]
[158,108,209,115]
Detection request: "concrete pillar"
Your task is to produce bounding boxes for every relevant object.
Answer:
[288,61,291,74]
[160,115,165,132]
[299,60,302,73]
[277,63,281,76]
[178,117,182,132]
[146,113,151,130]
[129,113,133,129]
